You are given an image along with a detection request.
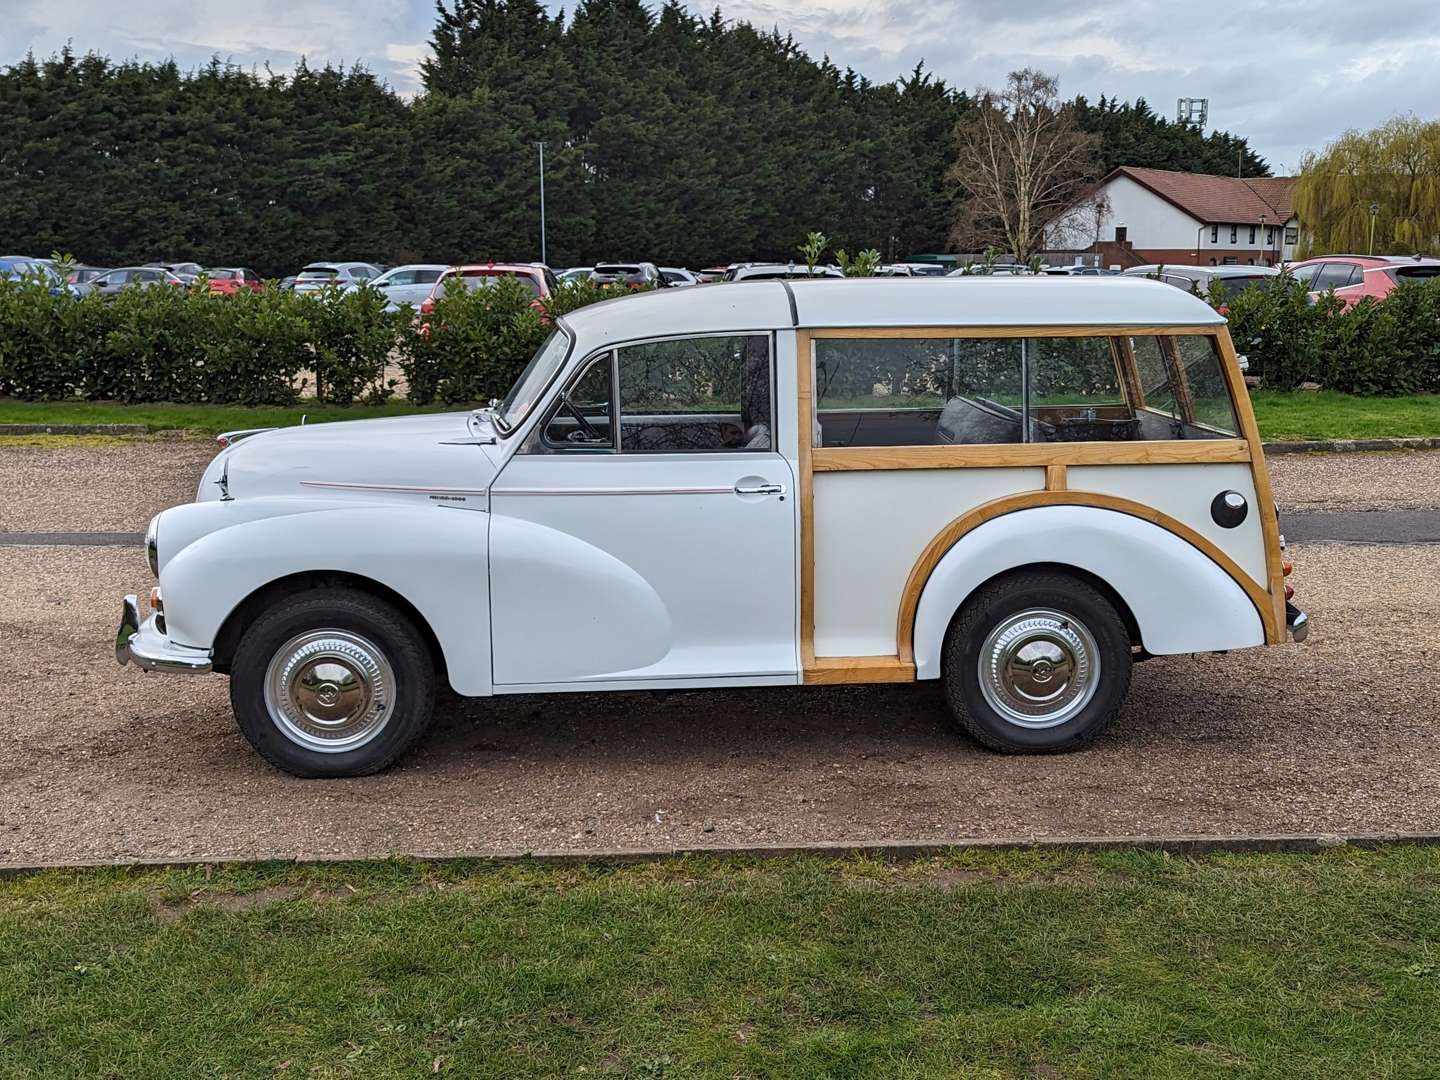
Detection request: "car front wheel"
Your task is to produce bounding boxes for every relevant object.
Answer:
[942,570,1132,753]
[230,588,436,777]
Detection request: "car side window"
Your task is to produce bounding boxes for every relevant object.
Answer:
[1290,264,1322,286]
[1311,263,1358,292]
[617,335,773,452]
[540,353,616,450]
[415,269,442,284]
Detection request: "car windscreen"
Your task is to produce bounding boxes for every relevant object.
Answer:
[595,265,641,276]
[457,272,541,297]
[497,328,573,435]
[297,267,339,279]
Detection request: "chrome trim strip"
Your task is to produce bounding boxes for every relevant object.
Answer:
[299,480,490,496]
[493,486,733,497]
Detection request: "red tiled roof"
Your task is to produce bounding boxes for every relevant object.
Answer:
[1111,167,1296,224]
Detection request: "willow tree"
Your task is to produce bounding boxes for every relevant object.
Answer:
[1294,116,1440,257]
[946,69,1099,261]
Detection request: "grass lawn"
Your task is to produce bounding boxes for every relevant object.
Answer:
[2,847,1439,1078]
[3,391,1440,442]
[0,399,443,435]
[1248,389,1440,441]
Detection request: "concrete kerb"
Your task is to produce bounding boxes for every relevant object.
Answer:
[0,423,149,436]
[1262,436,1440,455]
[0,831,1433,878]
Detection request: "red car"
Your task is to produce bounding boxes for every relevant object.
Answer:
[418,263,556,317]
[1288,254,1440,310]
[206,268,265,295]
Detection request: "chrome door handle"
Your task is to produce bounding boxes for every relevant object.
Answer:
[734,482,786,496]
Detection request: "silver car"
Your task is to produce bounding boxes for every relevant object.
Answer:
[77,266,187,298]
[291,262,383,295]
[368,264,448,310]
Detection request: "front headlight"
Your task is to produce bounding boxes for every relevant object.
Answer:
[145,515,160,578]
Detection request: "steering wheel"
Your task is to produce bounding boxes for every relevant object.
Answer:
[562,397,604,443]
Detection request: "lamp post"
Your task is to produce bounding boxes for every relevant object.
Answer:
[536,142,548,266]
[1368,201,1379,256]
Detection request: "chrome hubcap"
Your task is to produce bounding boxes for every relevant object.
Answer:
[978,608,1099,729]
[263,630,395,753]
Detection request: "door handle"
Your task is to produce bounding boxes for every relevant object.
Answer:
[734,482,786,496]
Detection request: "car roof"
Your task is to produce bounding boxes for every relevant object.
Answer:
[1125,264,1277,278]
[447,263,542,274]
[560,276,1224,348]
[384,263,449,271]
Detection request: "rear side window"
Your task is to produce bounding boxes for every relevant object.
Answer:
[1395,265,1440,280]
[299,267,338,279]
[414,269,443,284]
[812,333,1239,447]
[1310,263,1361,291]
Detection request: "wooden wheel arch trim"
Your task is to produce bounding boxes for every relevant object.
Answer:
[894,490,1281,664]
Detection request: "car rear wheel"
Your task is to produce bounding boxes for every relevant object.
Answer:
[941,570,1132,753]
[230,588,436,777]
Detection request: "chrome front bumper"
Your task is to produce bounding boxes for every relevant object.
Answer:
[115,594,213,674]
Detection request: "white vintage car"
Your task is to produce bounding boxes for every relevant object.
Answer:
[117,278,1307,776]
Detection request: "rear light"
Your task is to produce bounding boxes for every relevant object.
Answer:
[420,298,434,315]
[1282,560,1293,577]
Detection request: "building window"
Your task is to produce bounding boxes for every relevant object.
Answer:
[1285,226,1299,245]
[1248,226,1257,244]
[1229,225,1238,244]
[1115,226,1128,244]
[1266,227,1275,246]
[1210,225,1218,243]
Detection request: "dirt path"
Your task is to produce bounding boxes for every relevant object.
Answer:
[0,541,1436,866]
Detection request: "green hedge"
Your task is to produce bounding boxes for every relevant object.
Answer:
[1223,275,1440,394]
[4,273,1439,406]
[0,275,637,408]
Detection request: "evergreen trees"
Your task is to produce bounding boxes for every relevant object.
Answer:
[0,3,1270,276]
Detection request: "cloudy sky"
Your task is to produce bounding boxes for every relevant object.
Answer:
[8,0,1440,171]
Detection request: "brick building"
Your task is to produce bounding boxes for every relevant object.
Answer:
[1045,166,1299,269]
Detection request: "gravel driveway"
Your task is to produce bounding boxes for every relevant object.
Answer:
[0,442,1437,866]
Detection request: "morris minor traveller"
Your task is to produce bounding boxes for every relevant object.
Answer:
[117,278,1307,776]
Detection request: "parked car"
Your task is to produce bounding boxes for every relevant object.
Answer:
[68,265,110,285]
[418,263,557,317]
[77,266,187,298]
[291,262,382,295]
[558,266,595,284]
[723,263,844,281]
[1285,254,1440,310]
[881,262,951,277]
[592,262,668,289]
[1123,264,1279,312]
[205,268,265,295]
[697,266,731,283]
[117,276,1305,776]
[367,264,448,310]
[148,262,205,281]
[0,256,72,293]
[659,267,699,287]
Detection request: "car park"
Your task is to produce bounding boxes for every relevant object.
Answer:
[78,265,187,297]
[292,262,382,295]
[1285,254,1440,310]
[368,263,448,310]
[117,277,1304,777]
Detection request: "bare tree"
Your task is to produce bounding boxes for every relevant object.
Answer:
[947,69,1100,262]
[1046,188,1112,252]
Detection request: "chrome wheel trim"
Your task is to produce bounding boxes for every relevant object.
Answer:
[262,629,396,753]
[977,607,1100,730]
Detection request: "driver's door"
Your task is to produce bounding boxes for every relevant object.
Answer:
[489,333,798,689]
